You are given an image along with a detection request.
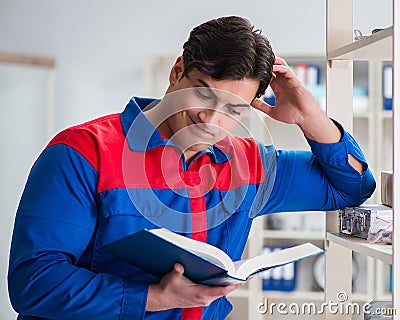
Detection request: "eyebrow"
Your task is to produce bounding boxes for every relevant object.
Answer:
[196,79,218,100]
[196,79,250,108]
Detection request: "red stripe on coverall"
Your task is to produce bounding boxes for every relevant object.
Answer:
[181,193,207,320]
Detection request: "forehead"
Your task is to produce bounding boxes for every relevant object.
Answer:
[185,71,259,103]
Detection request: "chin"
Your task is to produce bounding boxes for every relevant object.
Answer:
[187,143,211,152]
[180,141,214,156]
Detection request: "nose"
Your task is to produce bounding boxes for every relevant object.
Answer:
[198,108,221,126]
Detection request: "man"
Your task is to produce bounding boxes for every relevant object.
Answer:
[8,16,375,319]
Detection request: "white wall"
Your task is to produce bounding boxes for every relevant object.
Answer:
[0,64,51,319]
[0,0,328,132]
[0,0,392,318]
[0,0,392,131]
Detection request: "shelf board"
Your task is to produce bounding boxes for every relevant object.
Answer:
[375,293,393,301]
[352,292,376,302]
[263,290,324,300]
[228,289,324,300]
[0,52,55,68]
[269,291,372,302]
[228,289,372,302]
[327,233,392,264]
[353,110,371,119]
[263,230,325,240]
[380,110,393,119]
[354,110,392,119]
[327,26,393,61]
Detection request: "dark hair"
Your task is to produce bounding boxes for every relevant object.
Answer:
[182,16,275,98]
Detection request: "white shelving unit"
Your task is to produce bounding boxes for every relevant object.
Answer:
[327,233,392,265]
[327,27,393,61]
[263,230,325,241]
[325,1,399,319]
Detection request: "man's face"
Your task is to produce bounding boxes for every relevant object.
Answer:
[161,70,259,154]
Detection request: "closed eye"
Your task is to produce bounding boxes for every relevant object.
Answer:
[229,107,241,116]
[226,104,249,116]
[195,88,213,100]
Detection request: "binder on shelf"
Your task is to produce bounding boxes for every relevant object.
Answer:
[306,64,320,86]
[262,246,297,291]
[263,86,275,106]
[294,64,308,84]
[293,63,321,85]
[383,64,392,110]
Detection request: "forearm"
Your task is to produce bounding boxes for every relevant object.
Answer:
[297,111,364,173]
[305,121,376,203]
[297,108,341,144]
[260,149,375,216]
[147,283,163,311]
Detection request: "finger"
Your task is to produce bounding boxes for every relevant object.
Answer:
[225,283,243,293]
[206,283,243,297]
[251,98,275,114]
[274,56,289,66]
[272,64,294,77]
[173,263,185,275]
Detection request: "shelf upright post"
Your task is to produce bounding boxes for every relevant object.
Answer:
[325,1,353,319]
[247,221,264,320]
[392,0,399,317]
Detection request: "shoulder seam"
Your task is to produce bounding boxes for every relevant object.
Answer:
[47,142,99,174]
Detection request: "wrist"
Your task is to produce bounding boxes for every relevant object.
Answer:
[146,283,166,312]
[297,110,341,144]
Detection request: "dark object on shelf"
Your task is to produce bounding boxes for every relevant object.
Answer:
[364,300,393,319]
[372,26,391,34]
[353,27,390,41]
[381,171,393,207]
[339,204,393,240]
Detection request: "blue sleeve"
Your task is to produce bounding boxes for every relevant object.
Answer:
[8,144,148,319]
[258,122,376,214]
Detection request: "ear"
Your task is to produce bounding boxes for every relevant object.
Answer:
[169,56,184,86]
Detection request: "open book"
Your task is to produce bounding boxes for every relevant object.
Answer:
[101,228,324,286]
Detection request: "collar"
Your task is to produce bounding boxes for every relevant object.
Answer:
[120,96,230,164]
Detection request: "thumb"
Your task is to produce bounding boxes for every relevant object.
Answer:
[173,263,185,275]
[251,98,275,115]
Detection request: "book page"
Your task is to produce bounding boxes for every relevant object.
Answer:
[232,243,324,280]
[150,228,236,274]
